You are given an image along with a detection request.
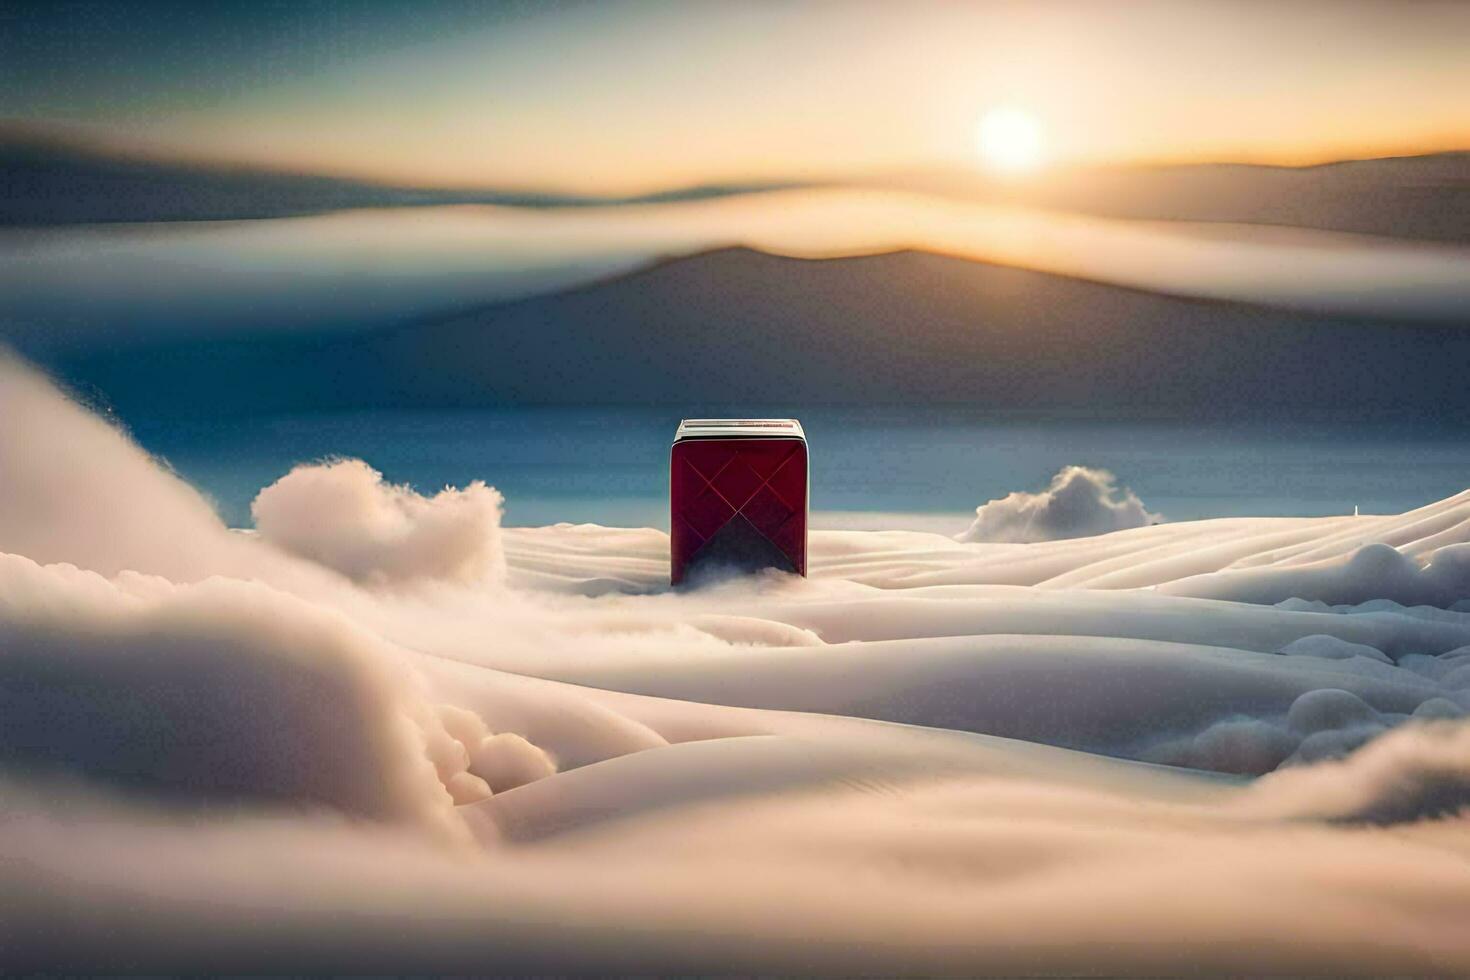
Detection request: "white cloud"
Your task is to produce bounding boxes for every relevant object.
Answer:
[0,353,339,591]
[959,465,1159,543]
[0,552,469,839]
[1247,719,1470,824]
[252,459,505,588]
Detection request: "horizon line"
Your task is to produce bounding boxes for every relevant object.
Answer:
[4,118,1468,205]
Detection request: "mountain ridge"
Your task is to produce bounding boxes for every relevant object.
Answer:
[40,246,1470,421]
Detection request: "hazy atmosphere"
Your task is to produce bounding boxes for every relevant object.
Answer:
[2,1,1469,975]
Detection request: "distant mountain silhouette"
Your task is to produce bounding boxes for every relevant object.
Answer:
[884,153,1470,244]
[5,127,1467,242]
[0,131,802,225]
[46,248,1470,421]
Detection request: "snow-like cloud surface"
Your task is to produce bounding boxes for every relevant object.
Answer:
[959,464,1159,543]
[1,355,1468,973]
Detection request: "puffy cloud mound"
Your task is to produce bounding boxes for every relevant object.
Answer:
[435,704,557,796]
[0,353,354,601]
[0,553,466,835]
[959,465,1159,544]
[1164,541,1470,607]
[252,459,505,587]
[0,355,261,581]
[1249,719,1470,824]
[0,552,561,840]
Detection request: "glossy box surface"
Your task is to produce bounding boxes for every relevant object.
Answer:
[670,419,808,585]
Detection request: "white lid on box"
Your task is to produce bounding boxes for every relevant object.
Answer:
[675,418,805,441]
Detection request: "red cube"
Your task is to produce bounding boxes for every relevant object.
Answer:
[670,419,808,585]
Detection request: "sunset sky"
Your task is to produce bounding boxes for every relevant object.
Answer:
[4,0,1469,193]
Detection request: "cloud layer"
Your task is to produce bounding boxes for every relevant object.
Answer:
[1,355,1468,973]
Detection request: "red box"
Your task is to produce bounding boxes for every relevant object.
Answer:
[670,419,808,585]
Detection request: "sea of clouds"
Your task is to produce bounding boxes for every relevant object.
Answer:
[2,353,1469,973]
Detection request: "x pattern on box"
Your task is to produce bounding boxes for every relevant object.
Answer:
[671,438,806,582]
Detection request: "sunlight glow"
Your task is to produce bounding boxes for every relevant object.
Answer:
[975,107,1044,174]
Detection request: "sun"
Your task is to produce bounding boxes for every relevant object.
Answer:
[974,107,1044,174]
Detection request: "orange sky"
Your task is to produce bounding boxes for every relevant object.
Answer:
[7,1,1469,193]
